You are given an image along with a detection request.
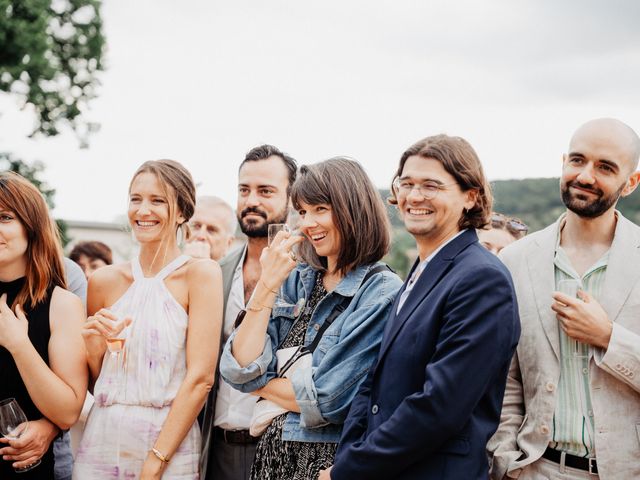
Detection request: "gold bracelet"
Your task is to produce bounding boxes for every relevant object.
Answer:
[260,279,278,295]
[151,447,170,463]
[247,302,273,313]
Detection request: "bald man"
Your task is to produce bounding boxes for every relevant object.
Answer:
[488,118,640,479]
[185,196,237,261]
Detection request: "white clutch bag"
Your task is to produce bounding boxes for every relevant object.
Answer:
[249,346,312,437]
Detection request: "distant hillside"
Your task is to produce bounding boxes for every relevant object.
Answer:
[492,177,640,231]
[380,178,640,278]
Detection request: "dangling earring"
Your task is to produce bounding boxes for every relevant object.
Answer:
[176,222,185,247]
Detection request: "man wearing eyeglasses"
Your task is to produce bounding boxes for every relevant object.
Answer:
[488,118,640,479]
[321,134,520,479]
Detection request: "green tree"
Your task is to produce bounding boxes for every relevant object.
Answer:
[0,152,69,245]
[0,0,106,146]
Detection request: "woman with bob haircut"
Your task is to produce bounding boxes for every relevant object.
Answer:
[220,157,403,479]
[0,172,87,478]
[73,160,223,479]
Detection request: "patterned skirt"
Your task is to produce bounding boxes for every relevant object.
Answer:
[250,413,337,480]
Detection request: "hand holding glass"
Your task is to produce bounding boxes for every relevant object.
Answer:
[0,398,40,472]
[268,224,290,246]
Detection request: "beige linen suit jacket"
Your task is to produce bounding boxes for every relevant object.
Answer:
[488,213,640,480]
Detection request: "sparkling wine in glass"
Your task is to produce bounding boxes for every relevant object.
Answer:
[0,398,41,472]
[106,318,130,389]
[105,337,126,354]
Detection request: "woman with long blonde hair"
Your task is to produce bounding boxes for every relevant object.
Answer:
[0,172,87,478]
[74,160,223,479]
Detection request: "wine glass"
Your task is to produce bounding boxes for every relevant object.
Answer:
[0,398,41,472]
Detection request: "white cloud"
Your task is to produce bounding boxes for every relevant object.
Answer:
[1,0,639,222]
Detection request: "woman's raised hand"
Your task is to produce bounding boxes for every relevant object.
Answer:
[259,230,304,290]
[0,293,30,353]
[82,309,132,355]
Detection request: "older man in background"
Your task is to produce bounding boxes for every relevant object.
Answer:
[185,196,237,261]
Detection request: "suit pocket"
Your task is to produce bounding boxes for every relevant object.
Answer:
[438,435,470,455]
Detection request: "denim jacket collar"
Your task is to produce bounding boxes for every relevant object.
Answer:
[296,262,373,298]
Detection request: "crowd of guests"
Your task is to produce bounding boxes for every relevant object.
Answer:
[0,117,638,479]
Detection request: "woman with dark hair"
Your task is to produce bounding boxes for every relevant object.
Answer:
[0,172,87,478]
[73,160,223,479]
[69,241,113,279]
[220,157,402,480]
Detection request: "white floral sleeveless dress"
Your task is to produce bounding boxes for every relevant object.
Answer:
[74,255,200,479]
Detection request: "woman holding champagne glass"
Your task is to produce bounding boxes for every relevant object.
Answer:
[0,172,88,478]
[220,158,402,479]
[73,160,223,479]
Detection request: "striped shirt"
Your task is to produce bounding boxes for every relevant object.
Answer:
[551,235,609,458]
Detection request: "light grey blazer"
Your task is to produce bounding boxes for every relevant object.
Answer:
[488,213,640,480]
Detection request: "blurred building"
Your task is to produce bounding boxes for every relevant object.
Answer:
[64,219,135,263]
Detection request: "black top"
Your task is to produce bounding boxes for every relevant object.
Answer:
[0,277,55,478]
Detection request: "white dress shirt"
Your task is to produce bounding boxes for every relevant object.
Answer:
[397,230,467,313]
[214,247,259,430]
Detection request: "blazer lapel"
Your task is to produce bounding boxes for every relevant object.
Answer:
[599,213,640,323]
[377,230,476,361]
[527,220,561,360]
[380,258,417,342]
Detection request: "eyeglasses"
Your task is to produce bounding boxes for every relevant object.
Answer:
[392,177,458,200]
[490,213,528,238]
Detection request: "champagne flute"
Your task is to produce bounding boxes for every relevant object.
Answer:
[267,223,294,304]
[105,318,129,388]
[0,398,40,472]
[268,223,290,246]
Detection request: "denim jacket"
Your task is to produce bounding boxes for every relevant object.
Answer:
[219,261,402,443]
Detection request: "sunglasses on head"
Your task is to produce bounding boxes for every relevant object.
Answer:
[490,213,528,238]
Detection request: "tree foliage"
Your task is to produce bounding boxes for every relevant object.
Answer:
[0,0,105,146]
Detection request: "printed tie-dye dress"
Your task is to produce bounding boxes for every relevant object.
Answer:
[74,255,200,479]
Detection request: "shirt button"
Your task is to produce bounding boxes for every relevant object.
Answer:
[371,404,379,415]
[313,324,320,331]
[582,368,588,375]
[545,382,555,392]
[540,425,550,435]
[588,410,594,417]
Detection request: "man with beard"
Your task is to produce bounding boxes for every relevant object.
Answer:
[488,118,640,479]
[201,145,297,480]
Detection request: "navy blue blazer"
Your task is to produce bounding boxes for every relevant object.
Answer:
[332,229,520,479]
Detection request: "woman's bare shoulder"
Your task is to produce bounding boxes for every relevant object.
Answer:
[185,257,221,282]
[89,262,132,287]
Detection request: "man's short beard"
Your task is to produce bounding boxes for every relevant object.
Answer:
[561,180,625,218]
[238,206,289,238]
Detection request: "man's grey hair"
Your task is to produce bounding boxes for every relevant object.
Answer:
[196,195,237,236]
